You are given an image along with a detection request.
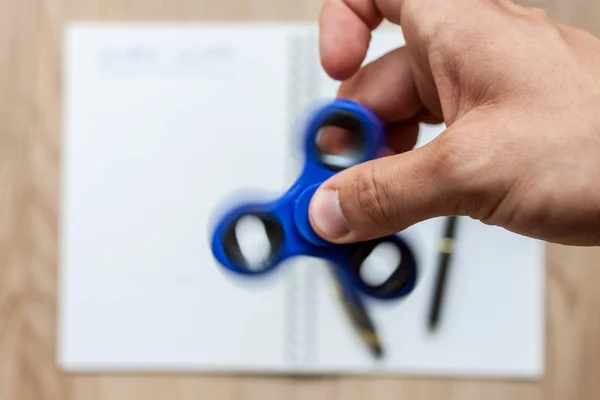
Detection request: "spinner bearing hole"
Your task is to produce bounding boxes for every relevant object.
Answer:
[359,241,403,287]
[234,215,272,270]
[315,111,367,171]
[222,213,284,272]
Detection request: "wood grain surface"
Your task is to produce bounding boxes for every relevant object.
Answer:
[1,0,599,399]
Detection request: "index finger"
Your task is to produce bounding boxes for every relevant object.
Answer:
[319,0,384,80]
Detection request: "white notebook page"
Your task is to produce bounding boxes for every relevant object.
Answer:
[60,24,299,371]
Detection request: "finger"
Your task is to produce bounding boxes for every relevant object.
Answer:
[308,122,488,243]
[385,119,419,154]
[338,46,423,123]
[415,108,444,125]
[317,116,419,159]
[319,0,383,80]
[317,47,423,160]
[317,126,354,155]
[308,144,446,242]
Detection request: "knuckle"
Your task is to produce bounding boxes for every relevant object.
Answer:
[523,7,563,37]
[432,133,504,219]
[526,7,552,22]
[430,134,471,181]
[353,165,393,229]
[427,22,483,84]
[403,1,458,49]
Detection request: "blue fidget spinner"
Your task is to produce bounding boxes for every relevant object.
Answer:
[210,99,418,300]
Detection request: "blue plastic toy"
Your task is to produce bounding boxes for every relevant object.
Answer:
[210,99,417,300]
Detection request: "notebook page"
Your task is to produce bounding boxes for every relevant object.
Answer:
[59,24,303,371]
[306,29,545,378]
[59,23,545,378]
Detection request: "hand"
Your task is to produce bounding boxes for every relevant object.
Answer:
[308,0,600,246]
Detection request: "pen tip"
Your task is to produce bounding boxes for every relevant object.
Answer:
[428,317,439,333]
[372,344,384,359]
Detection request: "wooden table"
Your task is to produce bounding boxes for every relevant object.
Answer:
[1,0,599,399]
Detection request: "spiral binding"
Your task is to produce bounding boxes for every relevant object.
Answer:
[303,31,321,367]
[283,29,321,368]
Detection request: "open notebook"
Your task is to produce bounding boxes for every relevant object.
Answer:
[59,23,545,378]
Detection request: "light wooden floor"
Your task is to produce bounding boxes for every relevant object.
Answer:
[1,0,599,399]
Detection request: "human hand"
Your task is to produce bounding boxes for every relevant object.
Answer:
[308,0,600,246]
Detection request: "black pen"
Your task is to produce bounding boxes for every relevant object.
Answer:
[328,266,384,359]
[428,216,459,332]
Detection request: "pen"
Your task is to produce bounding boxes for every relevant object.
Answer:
[328,266,384,359]
[428,216,459,332]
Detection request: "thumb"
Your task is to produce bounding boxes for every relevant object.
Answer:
[308,134,475,243]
